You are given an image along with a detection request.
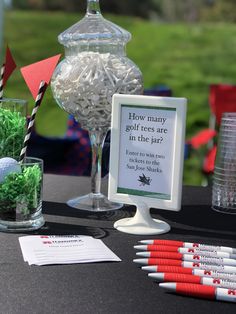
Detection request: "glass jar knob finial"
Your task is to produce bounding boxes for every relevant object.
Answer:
[86,0,101,15]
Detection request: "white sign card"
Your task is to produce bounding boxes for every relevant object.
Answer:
[108,94,187,235]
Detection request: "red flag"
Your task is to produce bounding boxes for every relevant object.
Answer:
[20,54,61,100]
[2,45,17,86]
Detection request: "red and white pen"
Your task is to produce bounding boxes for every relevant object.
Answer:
[149,272,236,289]
[139,240,236,253]
[134,245,236,259]
[142,265,236,281]
[159,282,236,303]
[136,252,236,266]
[133,258,236,273]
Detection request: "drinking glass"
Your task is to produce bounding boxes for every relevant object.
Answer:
[51,0,143,212]
[212,112,236,214]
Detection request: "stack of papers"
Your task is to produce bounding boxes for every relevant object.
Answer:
[19,235,121,265]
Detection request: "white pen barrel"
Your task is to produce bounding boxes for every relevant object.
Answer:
[182,262,236,273]
[179,249,231,258]
[216,287,236,302]
[193,269,236,280]
[183,255,236,266]
[184,243,233,253]
[202,277,236,289]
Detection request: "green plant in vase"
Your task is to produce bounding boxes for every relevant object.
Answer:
[0,107,26,159]
[0,164,42,219]
[0,107,42,219]
[0,48,59,230]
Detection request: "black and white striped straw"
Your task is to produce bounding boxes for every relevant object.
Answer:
[19,80,47,162]
[0,63,5,99]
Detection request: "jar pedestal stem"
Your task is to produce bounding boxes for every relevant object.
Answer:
[67,128,122,212]
[90,128,105,195]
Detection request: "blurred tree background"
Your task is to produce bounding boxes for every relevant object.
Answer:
[2,0,236,185]
[10,0,236,22]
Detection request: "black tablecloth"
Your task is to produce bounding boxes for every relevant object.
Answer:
[0,174,235,314]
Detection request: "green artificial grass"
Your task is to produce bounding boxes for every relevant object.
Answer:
[0,107,26,159]
[0,164,42,217]
[3,10,236,185]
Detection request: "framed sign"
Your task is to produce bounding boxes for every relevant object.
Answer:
[108,94,187,235]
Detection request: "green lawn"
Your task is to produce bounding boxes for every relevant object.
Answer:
[3,10,236,185]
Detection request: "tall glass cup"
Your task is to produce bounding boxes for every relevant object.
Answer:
[212,112,236,214]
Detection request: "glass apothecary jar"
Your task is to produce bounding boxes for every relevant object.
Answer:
[51,0,143,212]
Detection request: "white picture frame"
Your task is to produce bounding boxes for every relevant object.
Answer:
[108,94,187,235]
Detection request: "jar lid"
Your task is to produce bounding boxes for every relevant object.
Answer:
[58,8,131,47]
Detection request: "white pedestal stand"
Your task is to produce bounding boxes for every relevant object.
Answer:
[114,202,170,235]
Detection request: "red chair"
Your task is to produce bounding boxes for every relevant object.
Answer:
[188,84,236,180]
[208,84,236,129]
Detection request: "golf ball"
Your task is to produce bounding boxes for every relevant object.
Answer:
[0,157,21,183]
